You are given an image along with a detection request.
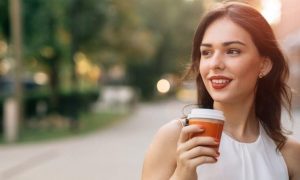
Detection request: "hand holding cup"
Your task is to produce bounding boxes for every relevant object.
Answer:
[187,108,225,150]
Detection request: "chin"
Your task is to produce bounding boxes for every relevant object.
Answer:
[209,93,233,104]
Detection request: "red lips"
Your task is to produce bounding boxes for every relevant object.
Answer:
[208,75,232,90]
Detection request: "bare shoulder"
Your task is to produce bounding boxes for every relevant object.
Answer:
[141,119,183,180]
[144,119,183,155]
[155,119,184,143]
[281,137,300,179]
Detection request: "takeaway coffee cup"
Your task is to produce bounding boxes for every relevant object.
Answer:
[187,108,225,149]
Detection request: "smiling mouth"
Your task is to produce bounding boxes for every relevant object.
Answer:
[209,77,232,90]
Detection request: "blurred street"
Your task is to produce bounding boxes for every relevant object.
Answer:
[0,99,299,180]
[0,99,185,180]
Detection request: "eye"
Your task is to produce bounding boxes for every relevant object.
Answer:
[201,49,213,58]
[227,49,241,56]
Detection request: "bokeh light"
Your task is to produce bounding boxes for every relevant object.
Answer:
[261,0,281,24]
[0,59,11,75]
[0,40,8,55]
[34,72,49,85]
[156,79,171,94]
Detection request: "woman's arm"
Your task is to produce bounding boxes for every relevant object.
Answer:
[141,120,180,180]
[281,137,300,180]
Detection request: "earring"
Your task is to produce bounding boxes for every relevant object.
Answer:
[259,72,264,78]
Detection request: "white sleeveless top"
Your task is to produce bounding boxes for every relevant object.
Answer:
[197,124,289,180]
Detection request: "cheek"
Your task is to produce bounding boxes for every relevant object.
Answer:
[199,61,211,89]
[234,62,260,85]
[199,60,208,77]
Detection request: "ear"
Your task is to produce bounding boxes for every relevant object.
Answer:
[259,57,272,77]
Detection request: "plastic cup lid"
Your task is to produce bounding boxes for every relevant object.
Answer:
[187,108,225,121]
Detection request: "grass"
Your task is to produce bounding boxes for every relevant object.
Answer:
[0,110,127,144]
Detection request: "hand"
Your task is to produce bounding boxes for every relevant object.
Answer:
[171,125,220,180]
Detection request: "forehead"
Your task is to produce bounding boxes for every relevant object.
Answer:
[202,17,254,45]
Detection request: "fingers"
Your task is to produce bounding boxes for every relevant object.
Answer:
[176,145,219,171]
[183,145,219,160]
[180,136,219,152]
[177,142,219,165]
[176,125,220,170]
[190,156,218,166]
[178,125,218,152]
[178,125,204,144]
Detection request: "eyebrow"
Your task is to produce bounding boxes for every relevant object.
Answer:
[200,41,246,47]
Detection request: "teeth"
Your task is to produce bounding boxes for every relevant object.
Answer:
[212,79,230,84]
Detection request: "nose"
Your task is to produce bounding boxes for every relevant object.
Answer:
[210,52,225,70]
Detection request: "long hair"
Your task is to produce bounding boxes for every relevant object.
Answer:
[187,1,292,150]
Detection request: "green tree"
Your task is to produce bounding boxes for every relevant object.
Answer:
[126,0,204,99]
[67,0,107,88]
[22,0,69,111]
[91,0,157,94]
[92,0,205,99]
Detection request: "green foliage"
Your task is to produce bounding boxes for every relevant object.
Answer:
[5,110,125,143]
[67,0,108,46]
[1,0,205,100]
[127,61,159,100]
[0,0,9,39]
[123,0,204,98]
[94,0,155,68]
[0,89,99,138]
[23,0,64,55]
[0,0,209,142]
[139,0,204,72]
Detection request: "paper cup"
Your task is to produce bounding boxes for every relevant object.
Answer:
[187,108,225,150]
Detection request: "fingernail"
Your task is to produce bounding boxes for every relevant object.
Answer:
[197,125,204,129]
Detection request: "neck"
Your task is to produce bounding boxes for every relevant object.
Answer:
[213,96,259,142]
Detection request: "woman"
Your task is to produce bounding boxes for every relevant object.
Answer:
[142,1,300,180]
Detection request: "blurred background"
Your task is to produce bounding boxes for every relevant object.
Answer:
[0,0,206,143]
[0,0,299,179]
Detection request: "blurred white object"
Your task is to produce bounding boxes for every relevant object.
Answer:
[4,98,19,142]
[93,85,138,112]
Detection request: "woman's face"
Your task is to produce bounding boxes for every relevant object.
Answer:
[199,18,266,104]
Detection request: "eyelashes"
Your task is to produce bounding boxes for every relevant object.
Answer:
[226,49,241,55]
[200,48,241,58]
[201,50,213,57]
